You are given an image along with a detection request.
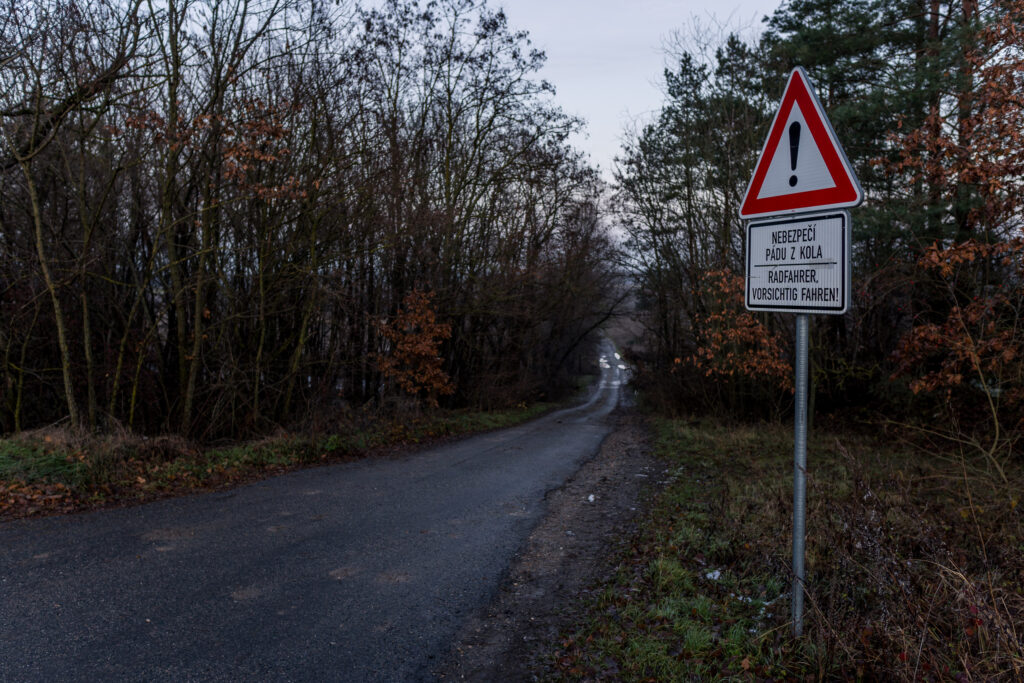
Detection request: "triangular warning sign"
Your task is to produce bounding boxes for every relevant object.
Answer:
[740,67,862,219]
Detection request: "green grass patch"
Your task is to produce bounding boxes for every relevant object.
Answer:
[0,439,89,486]
[551,417,1024,680]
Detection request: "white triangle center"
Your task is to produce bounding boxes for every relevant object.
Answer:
[756,102,836,199]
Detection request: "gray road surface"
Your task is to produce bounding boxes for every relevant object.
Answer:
[0,343,625,682]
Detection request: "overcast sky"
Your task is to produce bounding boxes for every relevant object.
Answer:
[495,0,784,178]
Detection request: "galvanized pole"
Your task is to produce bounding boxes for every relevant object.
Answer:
[792,313,809,637]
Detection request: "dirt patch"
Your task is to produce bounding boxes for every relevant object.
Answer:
[439,411,661,681]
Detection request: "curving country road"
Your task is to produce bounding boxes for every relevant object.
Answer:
[0,342,625,682]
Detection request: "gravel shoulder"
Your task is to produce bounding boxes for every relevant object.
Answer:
[440,410,659,681]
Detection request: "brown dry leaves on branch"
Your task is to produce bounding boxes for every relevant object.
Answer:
[884,1,1024,232]
[884,2,1024,433]
[688,268,793,392]
[376,289,456,407]
[894,240,1024,422]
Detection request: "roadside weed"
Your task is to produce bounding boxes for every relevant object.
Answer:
[550,416,1024,680]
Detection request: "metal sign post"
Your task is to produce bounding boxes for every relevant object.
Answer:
[745,213,847,638]
[792,314,809,636]
[739,67,863,638]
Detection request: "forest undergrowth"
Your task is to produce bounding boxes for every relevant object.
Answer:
[551,416,1023,681]
[0,400,560,520]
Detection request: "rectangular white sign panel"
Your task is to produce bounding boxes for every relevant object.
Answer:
[745,211,851,315]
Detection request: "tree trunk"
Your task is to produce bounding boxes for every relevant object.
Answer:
[23,164,80,427]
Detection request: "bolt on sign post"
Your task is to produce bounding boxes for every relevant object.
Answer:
[739,66,863,637]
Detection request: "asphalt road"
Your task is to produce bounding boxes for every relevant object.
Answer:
[0,343,625,682]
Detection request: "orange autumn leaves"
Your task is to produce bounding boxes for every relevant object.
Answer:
[885,1,1024,233]
[883,2,1024,428]
[0,481,77,519]
[686,269,793,393]
[376,290,456,407]
[892,240,1024,425]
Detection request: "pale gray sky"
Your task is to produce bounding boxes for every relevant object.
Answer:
[497,0,784,178]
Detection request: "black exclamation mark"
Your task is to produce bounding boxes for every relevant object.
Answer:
[789,121,801,187]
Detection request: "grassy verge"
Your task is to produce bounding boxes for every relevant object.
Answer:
[0,402,557,520]
[551,417,1023,680]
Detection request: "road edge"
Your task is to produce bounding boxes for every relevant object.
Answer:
[438,410,659,681]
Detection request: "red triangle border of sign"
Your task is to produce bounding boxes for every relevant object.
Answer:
[739,68,862,219]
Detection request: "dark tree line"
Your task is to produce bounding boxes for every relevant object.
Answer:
[618,0,1024,441]
[0,0,620,438]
